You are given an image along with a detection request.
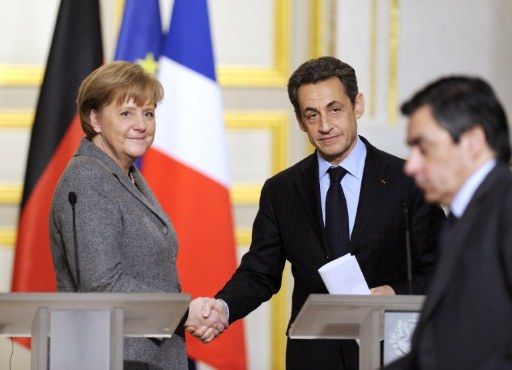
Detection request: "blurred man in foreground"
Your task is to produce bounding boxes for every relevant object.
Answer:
[386,76,512,369]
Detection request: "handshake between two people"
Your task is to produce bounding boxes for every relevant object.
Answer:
[184,297,229,343]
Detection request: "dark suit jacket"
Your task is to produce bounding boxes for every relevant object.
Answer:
[216,137,444,365]
[386,163,512,370]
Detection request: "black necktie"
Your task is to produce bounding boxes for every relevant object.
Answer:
[438,212,458,247]
[325,166,350,259]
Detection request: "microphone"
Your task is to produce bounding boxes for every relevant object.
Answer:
[403,202,413,294]
[68,191,81,292]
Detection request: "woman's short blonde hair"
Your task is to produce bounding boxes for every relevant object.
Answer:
[77,61,164,139]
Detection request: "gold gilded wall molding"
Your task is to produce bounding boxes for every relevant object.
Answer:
[0,65,43,86]
[0,111,34,129]
[0,227,253,251]
[235,228,252,246]
[0,228,16,248]
[218,67,286,87]
[0,182,263,207]
[388,0,400,124]
[218,0,290,87]
[230,184,262,205]
[225,111,289,175]
[310,0,325,58]
[311,0,337,59]
[369,0,378,118]
[115,0,125,41]
[0,185,21,205]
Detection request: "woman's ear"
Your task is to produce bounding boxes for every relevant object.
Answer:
[89,109,102,134]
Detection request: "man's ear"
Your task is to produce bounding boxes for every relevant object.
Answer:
[296,112,306,132]
[354,93,365,119]
[461,125,488,157]
[89,109,102,134]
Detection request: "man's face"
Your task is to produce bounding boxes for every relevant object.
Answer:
[404,106,469,206]
[297,76,364,165]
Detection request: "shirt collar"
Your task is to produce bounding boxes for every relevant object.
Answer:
[450,158,496,218]
[317,136,367,179]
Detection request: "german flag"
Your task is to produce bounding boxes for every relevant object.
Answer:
[11,0,103,300]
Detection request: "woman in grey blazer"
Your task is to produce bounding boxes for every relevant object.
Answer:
[50,61,188,369]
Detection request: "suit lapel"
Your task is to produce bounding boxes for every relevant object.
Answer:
[417,164,508,325]
[293,153,330,257]
[292,139,395,258]
[350,139,394,250]
[77,138,170,226]
[114,169,170,226]
[416,214,471,325]
[130,167,171,225]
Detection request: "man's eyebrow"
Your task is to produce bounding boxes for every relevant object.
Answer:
[407,136,423,146]
[303,100,342,113]
[303,107,320,113]
[326,100,341,108]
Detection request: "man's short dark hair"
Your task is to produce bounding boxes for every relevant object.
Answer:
[401,76,511,163]
[287,56,359,114]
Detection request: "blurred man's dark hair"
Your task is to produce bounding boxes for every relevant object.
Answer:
[401,76,511,163]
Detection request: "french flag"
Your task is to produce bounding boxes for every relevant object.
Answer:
[142,0,247,368]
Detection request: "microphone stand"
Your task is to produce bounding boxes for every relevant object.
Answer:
[403,203,413,295]
[68,192,81,292]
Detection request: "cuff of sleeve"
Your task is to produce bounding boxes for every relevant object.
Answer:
[217,298,230,321]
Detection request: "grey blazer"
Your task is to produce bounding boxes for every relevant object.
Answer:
[50,138,187,370]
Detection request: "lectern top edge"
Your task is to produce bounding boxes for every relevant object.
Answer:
[0,292,190,303]
[306,294,424,308]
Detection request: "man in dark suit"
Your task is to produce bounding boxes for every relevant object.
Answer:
[386,76,512,369]
[187,57,444,369]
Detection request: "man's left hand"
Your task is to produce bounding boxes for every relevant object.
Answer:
[369,285,396,295]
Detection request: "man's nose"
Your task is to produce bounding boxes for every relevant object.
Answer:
[319,115,331,132]
[404,150,420,177]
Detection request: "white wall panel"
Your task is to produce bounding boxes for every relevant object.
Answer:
[0,130,30,182]
[211,0,274,66]
[228,130,272,183]
[399,0,512,120]
[0,0,59,64]
[336,0,512,160]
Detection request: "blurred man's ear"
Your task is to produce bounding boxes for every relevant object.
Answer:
[461,125,491,158]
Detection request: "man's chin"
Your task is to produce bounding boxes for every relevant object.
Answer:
[424,191,442,205]
[317,147,349,163]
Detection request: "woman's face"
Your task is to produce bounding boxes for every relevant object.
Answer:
[90,97,155,171]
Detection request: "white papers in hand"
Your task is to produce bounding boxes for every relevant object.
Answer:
[318,253,370,295]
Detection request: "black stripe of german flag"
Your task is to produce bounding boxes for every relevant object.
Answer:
[12,0,103,298]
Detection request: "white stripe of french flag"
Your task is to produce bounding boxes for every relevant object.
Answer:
[154,57,229,187]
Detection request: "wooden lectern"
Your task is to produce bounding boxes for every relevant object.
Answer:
[0,292,189,370]
[288,294,424,370]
